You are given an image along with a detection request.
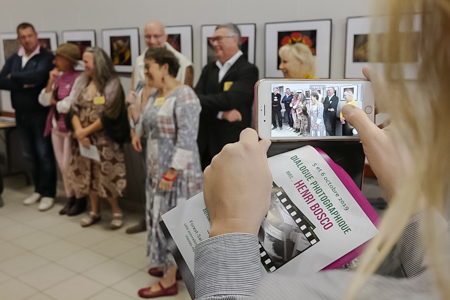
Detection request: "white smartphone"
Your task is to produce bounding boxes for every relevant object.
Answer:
[255,79,375,141]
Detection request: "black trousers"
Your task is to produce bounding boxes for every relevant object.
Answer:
[272,107,282,128]
[324,113,336,136]
[17,112,56,197]
[342,121,353,136]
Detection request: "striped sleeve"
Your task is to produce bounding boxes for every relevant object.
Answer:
[195,233,262,300]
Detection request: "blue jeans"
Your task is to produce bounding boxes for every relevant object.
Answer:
[17,112,56,197]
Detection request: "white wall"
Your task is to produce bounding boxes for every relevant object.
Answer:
[0,0,372,110]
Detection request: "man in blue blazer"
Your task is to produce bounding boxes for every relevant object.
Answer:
[195,23,259,170]
[0,23,56,211]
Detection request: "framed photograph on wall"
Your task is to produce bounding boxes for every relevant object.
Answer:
[340,85,358,101]
[345,16,420,79]
[0,33,19,66]
[265,19,332,78]
[0,31,58,67]
[165,25,193,63]
[102,28,139,73]
[201,23,256,67]
[62,30,96,71]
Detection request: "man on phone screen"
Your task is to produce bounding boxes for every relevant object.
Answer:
[323,87,339,136]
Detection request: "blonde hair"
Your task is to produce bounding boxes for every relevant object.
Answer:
[346,0,450,298]
[278,43,317,76]
[343,91,354,101]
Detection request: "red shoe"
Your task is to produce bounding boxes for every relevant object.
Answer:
[148,267,182,280]
[138,282,178,298]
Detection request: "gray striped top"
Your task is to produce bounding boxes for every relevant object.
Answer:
[194,215,442,300]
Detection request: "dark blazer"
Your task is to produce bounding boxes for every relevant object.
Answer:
[0,47,54,118]
[195,55,259,160]
[323,94,339,115]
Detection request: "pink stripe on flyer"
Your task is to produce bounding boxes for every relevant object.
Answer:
[314,147,380,271]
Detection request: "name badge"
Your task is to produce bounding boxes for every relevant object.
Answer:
[154,97,165,107]
[223,81,233,92]
[93,96,105,105]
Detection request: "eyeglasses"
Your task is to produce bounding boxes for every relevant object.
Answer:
[144,34,164,40]
[209,36,234,45]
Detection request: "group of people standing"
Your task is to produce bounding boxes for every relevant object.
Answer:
[272,84,358,137]
[0,20,257,298]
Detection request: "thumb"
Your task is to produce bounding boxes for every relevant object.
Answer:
[259,139,271,154]
[342,105,379,142]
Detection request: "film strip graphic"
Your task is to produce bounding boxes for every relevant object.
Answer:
[259,182,320,272]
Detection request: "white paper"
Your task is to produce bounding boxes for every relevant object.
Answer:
[162,145,378,276]
[79,142,100,162]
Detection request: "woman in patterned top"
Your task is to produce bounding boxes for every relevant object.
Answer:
[128,47,203,298]
[67,47,126,230]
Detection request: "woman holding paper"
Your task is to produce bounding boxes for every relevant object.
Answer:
[67,47,126,230]
[193,0,450,299]
[128,47,202,298]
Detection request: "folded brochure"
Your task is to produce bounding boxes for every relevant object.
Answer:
[161,145,379,298]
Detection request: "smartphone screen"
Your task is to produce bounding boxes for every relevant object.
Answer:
[256,80,374,141]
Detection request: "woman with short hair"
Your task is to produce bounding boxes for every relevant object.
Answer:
[309,92,325,137]
[67,47,126,230]
[128,47,203,298]
[279,43,317,79]
[340,91,358,136]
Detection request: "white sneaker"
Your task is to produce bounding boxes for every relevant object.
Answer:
[23,192,41,205]
[38,197,54,211]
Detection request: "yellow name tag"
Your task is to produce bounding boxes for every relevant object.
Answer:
[223,81,233,92]
[154,97,166,107]
[93,96,105,105]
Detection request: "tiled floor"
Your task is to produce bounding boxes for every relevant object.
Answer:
[0,174,385,300]
[0,176,191,300]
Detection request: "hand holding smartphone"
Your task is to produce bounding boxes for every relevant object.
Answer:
[255,79,375,141]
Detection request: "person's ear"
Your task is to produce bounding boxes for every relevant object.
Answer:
[163,34,168,43]
[162,63,169,75]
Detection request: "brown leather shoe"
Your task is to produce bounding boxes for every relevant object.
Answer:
[138,282,178,298]
[59,196,76,215]
[67,196,87,216]
[126,218,146,234]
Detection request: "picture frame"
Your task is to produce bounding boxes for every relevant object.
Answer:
[265,19,332,78]
[62,30,96,71]
[201,23,256,67]
[345,16,420,79]
[0,31,58,67]
[165,25,193,63]
[102,28,139,73]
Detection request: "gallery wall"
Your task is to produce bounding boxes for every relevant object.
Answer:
[0,0,372,111]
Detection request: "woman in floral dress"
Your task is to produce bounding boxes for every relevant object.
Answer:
[128,47,203,298]
[67,47,126,230]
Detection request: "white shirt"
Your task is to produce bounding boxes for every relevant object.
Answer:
[132,42,192,89]
[18,45,41,68]
[215,50,243,119]
[216,50,243,83]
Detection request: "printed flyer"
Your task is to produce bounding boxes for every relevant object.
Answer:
[161,145,379,298]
